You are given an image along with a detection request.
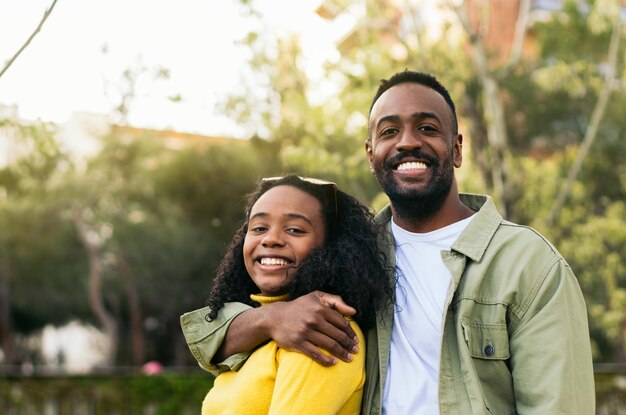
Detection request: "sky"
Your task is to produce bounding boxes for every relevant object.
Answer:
[0,0,351,138]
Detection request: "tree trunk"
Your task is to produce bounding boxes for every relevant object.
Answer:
[72,209,118,365]
[115,254,145,366]
[0,256,15,364]
[545,9,621,227]
[618,310,626,363]
[451,0,515,218]
[173,319,189,367]
[461,86,493,191]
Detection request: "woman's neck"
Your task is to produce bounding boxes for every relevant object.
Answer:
[250,293,289,306]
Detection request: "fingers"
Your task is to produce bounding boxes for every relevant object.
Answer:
[318,307,358,348]
[310,319,359,361]
[300,291,358,344]
[298,341,339,367]
[291,299,359,362]
[272,322,355,365]
[315,291,357,316]
[265,291,360,365]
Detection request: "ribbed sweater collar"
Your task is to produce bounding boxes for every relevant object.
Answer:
[250,293,289,306]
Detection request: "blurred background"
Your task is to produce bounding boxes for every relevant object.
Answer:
[1,0,625,413]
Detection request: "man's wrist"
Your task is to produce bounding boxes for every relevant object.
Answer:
[255,302,279,340]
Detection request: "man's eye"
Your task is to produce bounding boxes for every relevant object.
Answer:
[380,128,398,137]
[418,125,437,132]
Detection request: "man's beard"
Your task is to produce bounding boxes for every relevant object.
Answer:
[374,149,454,223]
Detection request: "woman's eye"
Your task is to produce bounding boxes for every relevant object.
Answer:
[286,227,305,234]
[250,226,267,233]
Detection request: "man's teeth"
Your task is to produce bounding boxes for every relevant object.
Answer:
[260,258,288,266]
[397,161,427,171]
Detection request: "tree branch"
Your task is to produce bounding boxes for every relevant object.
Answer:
[71,206,119,364]
[545,9,622,228]
[502,0,531,76]
[0,0,59,79]
[448,0,513,217]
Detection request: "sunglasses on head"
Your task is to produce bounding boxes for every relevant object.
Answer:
[262,176,338,218]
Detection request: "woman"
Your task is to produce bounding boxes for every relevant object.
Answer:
[200,175,391,415]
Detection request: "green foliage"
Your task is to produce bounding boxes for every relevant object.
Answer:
[0,119,275,365]
[535,0,611,62]
[0,373,214,415]
[3,0,626,368]
[72,134,272,364]
[0,372,625,413]
[0,121,88,334]
[511,0,616,155]
[0,120,66,193]
[221,0,626,364]
[8,203,88,331]
[560,201,626,360]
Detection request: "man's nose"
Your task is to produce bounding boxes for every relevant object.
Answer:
[396,128,423,152]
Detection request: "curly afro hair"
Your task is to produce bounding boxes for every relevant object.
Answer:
[205,175,392,331]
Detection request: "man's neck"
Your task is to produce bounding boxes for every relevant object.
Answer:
[391,191,474,233]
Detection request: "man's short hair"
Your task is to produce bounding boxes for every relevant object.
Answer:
[368,70,458,140]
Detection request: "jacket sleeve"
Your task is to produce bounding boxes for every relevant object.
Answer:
[180,302,252,376]
[268,320,366,415]
[509,258,595,414]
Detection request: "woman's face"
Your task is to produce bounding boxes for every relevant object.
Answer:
[243,185,326,296]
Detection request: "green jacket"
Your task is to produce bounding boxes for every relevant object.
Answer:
[362,194,594,414]
[180,194,595,414]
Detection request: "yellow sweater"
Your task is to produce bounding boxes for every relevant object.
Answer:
[201,294,366,415]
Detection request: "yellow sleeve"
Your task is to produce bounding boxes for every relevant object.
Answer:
[268,321,366,415]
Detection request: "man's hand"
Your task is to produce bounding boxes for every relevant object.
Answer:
[261,291,358,366]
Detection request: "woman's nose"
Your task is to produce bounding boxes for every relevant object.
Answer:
[261,230,284,247]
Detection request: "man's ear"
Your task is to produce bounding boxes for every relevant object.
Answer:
[453,134,463,168]
[365,140,375,173]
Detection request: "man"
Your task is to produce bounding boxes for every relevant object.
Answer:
[181,70,595,414]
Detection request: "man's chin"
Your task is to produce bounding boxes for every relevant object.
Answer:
[382,178,453,210]
[380,180,431,201]
[388,191,431,204]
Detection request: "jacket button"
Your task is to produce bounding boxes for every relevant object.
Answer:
[484,344,495,356]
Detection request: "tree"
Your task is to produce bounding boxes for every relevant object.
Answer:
[1,116,272,366]
[0,118,87,365]
[224,0,626,362]
[59,129,271,366]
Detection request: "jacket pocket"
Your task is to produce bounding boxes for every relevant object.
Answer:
[461,318,510,360]
[460,318,515,414]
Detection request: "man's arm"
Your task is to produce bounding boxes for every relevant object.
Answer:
[181,291,360,375]
[216,291,359,366]
[509,259,595,414]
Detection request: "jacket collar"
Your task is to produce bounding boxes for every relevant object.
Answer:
[374,193,502,263]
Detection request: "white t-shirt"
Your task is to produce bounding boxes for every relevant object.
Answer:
[382,216,473,415]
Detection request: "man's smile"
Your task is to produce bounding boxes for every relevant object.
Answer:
[396,161,428,171]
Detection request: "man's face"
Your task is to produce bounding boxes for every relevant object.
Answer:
[366,83,462,205]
